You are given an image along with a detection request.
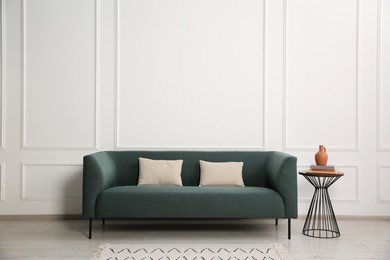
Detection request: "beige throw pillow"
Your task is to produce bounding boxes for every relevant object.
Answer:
[199,160,244,187]
[138,157,183,186]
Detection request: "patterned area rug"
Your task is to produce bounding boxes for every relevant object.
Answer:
[91,243,293,260]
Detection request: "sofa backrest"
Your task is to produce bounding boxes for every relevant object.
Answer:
[104,151,272,187]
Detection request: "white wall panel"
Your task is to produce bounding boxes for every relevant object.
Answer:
[284,0,359,150]
[0,0,388,216]
[22,0,98,149]
[377,166,390,202]
[378,0,390,150]
[21,163,82,201]
[116,0,265,149]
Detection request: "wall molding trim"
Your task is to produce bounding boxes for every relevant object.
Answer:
[377,164,390,203]
[282,0,360,152]
[20,0,100,150]
[114,0,267,150]
[0,162,5,202]
[377,0,390,152]
[20,162,82,202]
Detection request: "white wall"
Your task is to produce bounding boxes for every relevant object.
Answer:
[0,0,389,216]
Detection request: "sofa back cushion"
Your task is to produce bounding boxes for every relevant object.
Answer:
[107,151,271,187]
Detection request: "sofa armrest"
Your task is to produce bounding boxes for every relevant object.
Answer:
[82,152,116,218]
[266,151,298,218]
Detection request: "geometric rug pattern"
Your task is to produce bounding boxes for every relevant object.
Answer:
[91,243,293,260]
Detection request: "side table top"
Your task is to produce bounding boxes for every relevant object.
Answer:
[299,171,344,177]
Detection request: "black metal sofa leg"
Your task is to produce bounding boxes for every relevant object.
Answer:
[275,218,290,239]
[288,218,291,239]
[89,218,92,239]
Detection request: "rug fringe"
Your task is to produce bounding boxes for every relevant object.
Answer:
[273,243,293,260]
[90,243,107,260]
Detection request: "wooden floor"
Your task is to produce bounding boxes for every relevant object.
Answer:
[0,217,389,259]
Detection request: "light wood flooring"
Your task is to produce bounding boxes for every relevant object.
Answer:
[0,217,389,259]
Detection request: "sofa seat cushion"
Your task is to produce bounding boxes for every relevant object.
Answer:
[95,186,285,218]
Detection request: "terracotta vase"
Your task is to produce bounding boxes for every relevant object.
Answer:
[315,145,328,166]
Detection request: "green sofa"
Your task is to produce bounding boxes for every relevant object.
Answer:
[82,151,298,239]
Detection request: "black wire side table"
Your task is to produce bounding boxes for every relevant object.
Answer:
[299,171,344,238]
